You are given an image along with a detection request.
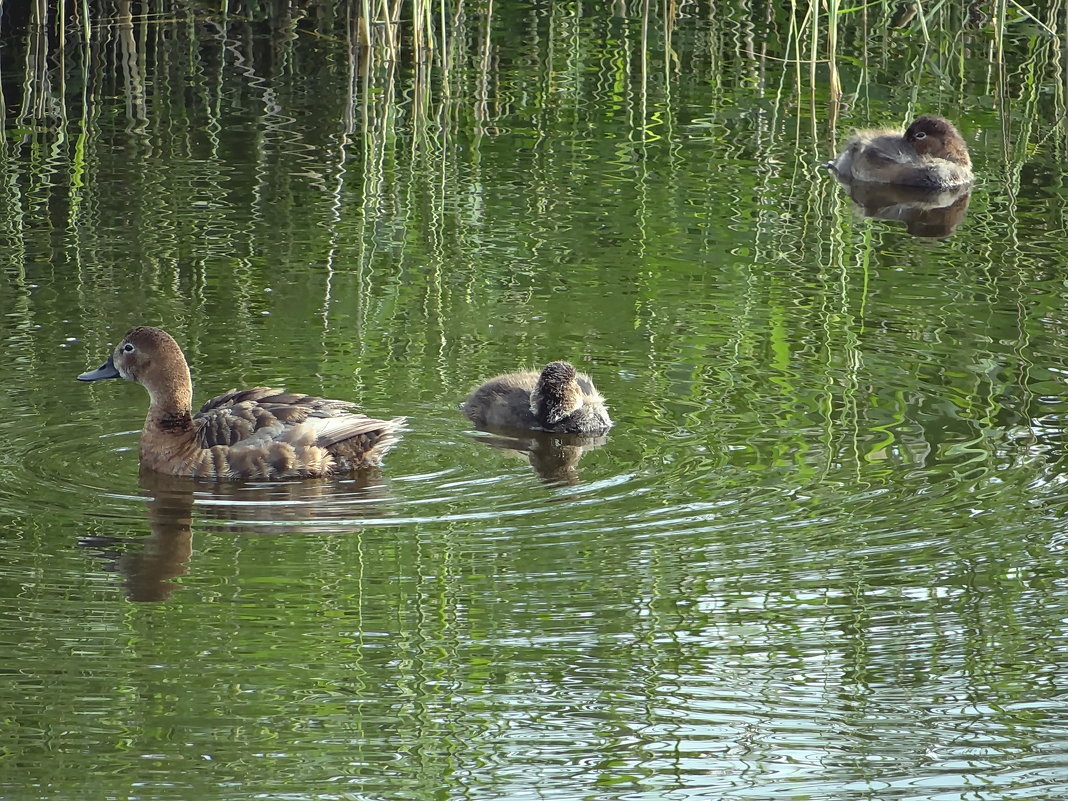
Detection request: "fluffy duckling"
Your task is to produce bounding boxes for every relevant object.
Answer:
[78,326,405,480]
[461,361,613,434]
[823,114,973,189]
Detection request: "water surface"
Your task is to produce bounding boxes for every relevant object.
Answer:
[2,4,1068,800]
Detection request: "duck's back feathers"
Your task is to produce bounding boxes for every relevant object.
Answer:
[196,387,356,447]
[193,386,403,467]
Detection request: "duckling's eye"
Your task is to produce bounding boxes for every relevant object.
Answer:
[122,343,135,353]
[913,131,927,140]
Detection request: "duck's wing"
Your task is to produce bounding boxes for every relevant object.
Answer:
[194,387,355,448]
[197,387,355,415]
[312,414,403,448]
[198,387,285,413]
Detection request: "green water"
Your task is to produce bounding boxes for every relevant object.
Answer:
[2,3,1068,800]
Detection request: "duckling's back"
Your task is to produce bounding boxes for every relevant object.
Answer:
[462,372,542,431]
[462,365,613,435]
[827,130,917,183]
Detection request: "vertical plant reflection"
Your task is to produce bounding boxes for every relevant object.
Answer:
[0,0,1065,479]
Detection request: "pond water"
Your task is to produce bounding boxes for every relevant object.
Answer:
[3,3,1068,800]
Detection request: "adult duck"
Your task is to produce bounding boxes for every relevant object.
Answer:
[78,326,405,480]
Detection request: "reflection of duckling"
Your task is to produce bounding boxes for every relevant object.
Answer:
[474,430,609,485]
[837,181,972,238]
[823,115,973,189]
[77,326,405,480]
[462,361,612,434]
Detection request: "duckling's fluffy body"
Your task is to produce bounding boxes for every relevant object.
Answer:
[78,326,404,480]
[824,115,973,189]
[462,361,612,435]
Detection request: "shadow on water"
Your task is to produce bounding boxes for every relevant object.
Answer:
[79,468,392,602]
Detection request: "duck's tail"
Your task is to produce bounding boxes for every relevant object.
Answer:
[326,416,407,469]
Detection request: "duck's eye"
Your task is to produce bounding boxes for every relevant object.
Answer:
[122,343,135,353]
[913,131,927,140]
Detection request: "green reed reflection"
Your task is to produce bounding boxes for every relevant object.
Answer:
[2,0,1065,481]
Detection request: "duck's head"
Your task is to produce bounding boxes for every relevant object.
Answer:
[905,115,971,167]
[530,361,583,426]
[78,326,192,407]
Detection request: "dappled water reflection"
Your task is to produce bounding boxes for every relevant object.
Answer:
[3,2,1068,800]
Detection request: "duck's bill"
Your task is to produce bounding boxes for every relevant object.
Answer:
[78,355,120,381]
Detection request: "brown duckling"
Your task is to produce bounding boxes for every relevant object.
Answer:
[78,326,405,480]
[462,361,613,434]
[823,114,973,189]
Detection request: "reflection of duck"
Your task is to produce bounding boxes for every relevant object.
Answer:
[79,472,194,602]
[462,361,613,434]
[834,180,972,238]
[80,468,392,601]
[140,468,392,532]
[78,326,405,480]
[823,115,973,189]
[473,430,609,485]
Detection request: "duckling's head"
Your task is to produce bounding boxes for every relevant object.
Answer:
[78,326,192,408]
[905,115,971,167]
[530,361,582,426]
